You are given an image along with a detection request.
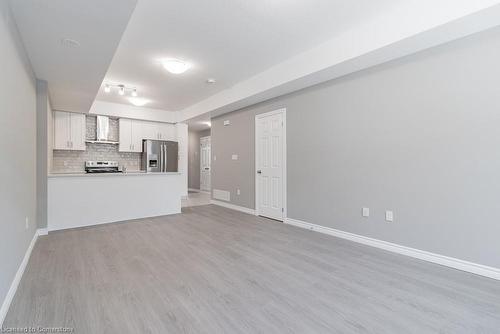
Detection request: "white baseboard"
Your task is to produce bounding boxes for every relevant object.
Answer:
[37,228,48,236]
[285,218,500,281]
[188,188,211,194]
[0,229,44,326]
[211,200,256,215]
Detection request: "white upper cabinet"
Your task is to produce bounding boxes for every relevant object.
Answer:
[53,111,86,151]
[70,113,86,150]
[141,121,175,140]
[54,111,70,150]
[158,123,175,141]
[119,118,132,152]
[131,120,143,152]
[119,118,176,152]
[140,121,157,140]
[119,118,143,152]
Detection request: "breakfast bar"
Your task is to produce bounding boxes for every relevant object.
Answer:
[48,172,182,231]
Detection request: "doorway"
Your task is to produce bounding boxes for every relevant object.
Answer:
[255,108,286,221]
[200,136,211,192]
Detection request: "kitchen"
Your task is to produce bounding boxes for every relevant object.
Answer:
[48,109,188,231]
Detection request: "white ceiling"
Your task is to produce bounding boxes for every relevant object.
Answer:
[8,0,136,113]
[10,0,500,120]
[179,0,500,121]
[97,0,399,111]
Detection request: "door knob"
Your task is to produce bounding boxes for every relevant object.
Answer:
[257,170,262,174]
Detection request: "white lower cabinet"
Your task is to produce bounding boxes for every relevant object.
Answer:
[53,111,86,150]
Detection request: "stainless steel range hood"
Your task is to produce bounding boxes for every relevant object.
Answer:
[97,115,110,141]
[85,115,119,144]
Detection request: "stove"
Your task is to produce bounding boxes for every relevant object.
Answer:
[85,161,122,173]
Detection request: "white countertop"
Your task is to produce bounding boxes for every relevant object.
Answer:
[48,171,181,178]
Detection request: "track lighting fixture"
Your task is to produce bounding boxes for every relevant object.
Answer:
[103,83,139,97]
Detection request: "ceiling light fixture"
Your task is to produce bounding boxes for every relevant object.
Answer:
[161,58,191,74]
[128,97,150,107]
[103,83,140,97]
[206,78,216,84]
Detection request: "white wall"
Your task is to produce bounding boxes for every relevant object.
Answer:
[36,79,49,229]
[175,123,188,197]
[0,1,37,322]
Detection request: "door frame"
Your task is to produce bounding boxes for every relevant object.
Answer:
[255,108,287,221]
[199,135,211,192]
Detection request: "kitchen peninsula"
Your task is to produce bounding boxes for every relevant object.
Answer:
[48,111,188,231]
[48,172,182,231]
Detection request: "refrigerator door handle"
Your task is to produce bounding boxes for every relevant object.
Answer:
[164,144,168,172]
[160,143,164,172]
[162,144,166,173]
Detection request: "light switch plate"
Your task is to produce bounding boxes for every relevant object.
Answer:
[223,120,230,126]
[362,208,370,217]
[232,154,238,160]
[237,189,241,195]
[385,211,394,222]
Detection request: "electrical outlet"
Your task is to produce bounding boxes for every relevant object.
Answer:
[232,154,238,160]
[362,208,370,217]
[213,155,217,161]
[385,211,394,222]
[237,189,241,195]
[25,217,29,230]
[223,120,231,126]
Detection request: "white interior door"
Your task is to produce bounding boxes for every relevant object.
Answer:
[256,109,285,221]
[200,136,211,191]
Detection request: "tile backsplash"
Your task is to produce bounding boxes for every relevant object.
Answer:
[52,116,142,173]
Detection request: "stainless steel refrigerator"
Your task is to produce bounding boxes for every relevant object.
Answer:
[142,140,179,173]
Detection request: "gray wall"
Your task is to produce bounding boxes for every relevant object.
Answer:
[36,80,49,229]
[188,129,210,190]
[0,1,37,314]
[211,26,500,269]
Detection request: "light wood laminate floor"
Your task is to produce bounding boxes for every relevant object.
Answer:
[5,205,500,333]
[182,191,211,208]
